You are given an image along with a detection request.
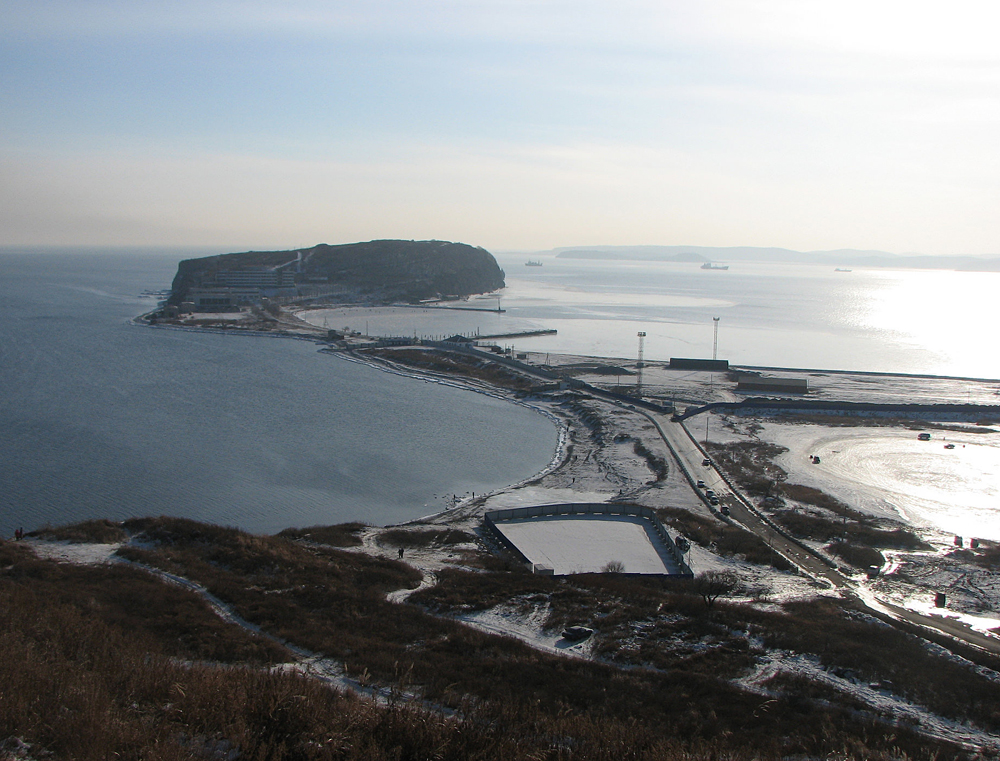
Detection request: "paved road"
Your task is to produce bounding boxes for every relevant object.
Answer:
[640,408,1000,655]
[463,350,1000,657]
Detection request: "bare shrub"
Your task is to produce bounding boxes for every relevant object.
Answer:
[691,570,740,608]
[602,560,625,574]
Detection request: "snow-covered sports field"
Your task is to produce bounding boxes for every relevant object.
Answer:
[493,514,682,575]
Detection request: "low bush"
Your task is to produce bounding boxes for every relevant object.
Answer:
[656,506,792,571]
[828,542,885,571]
[28,518,127,544]
[950,541,1000,569]
[277,522,367,547]
[632,439,669,481]
[704,440,788,495]
[380,527,475,547]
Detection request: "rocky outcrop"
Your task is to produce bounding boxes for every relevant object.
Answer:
[169,240,505,305]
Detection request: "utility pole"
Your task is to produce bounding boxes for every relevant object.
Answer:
[712,317,720,361]
[636,331,646,396]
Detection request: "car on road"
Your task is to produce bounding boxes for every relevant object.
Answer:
[705,489,716,498]
[702,458,712,466]
[696,479,706,488]
[720,505,730,515]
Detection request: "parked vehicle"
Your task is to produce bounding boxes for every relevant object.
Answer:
[918,433,931,441]
[562,625,595,641]
[696,480,706,488]
[702,458,712,466]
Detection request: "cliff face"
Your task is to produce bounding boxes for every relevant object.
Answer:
[169,240,505,304]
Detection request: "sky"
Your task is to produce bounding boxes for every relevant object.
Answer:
[2,1,999,254]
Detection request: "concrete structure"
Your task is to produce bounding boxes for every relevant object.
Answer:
[483,504,692,577]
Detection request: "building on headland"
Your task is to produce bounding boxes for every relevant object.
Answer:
[186,287,265,311]
[736,375,808,394]
[214,267,296,289]
[186,264,299,310]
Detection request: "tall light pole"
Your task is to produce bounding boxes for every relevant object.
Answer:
[712,317,721,361]
[637,331,646,396]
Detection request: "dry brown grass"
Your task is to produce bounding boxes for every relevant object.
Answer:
[277,522,367,547]
[379,527,475,547]
[0,520,983,760]
[655,506,793,571]
[28,518,127,543]
[370,347,534,390]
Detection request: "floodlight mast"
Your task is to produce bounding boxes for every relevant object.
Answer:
[637,331,646,396]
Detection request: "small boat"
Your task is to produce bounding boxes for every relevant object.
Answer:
[525,260,543,267]
[701,262,729,270]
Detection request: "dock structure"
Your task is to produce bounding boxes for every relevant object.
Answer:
[475,329,557,340]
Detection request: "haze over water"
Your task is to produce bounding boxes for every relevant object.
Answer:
[327,253,1000,380]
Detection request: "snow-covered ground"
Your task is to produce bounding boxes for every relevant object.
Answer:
[713,413,1000,633]
[25,539,120,565]
[494,514,680,575]
[761,420,1000,540]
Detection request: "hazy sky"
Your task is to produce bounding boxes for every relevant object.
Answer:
[3,1,999,253]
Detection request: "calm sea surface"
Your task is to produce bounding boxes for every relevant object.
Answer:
[4,249,998,540]
[0,251,559,537]
[323,253,1000,380]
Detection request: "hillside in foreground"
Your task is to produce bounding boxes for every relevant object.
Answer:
[3,516,999,760]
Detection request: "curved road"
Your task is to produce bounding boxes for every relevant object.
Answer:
[642,408,1000,656]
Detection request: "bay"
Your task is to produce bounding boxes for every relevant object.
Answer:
[0,250,559,537]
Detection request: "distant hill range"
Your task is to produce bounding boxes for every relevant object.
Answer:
[169,240,505,307]
[553,245,1000,271]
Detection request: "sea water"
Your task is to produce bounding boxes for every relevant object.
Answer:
[320,253,1000,380]
[301,252,1000,541]
[4,248,998,540]
[0,250,559,537]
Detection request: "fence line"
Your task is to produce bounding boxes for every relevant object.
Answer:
[483,503,692,577]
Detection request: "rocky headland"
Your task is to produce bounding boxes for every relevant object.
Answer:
[168,239,505,307]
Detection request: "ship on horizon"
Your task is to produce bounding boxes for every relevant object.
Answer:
[525,259,543,267]
[701,262,729,270]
